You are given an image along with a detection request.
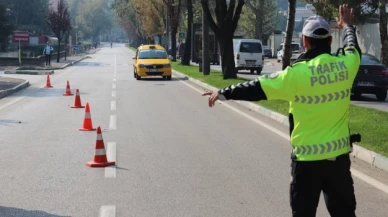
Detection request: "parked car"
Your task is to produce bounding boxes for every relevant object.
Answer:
[277,43,303,62]
[132,44,172,80]
[352,53,388,101]
[263,47,272,58]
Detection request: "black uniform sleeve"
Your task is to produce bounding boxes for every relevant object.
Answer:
[217,79,268,101]
[343,25,361,59]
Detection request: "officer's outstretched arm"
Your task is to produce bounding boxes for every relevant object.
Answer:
[217,79,268,101]
[217,68,297,102]
[343,25,361,59]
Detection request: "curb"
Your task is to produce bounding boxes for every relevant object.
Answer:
[0,80,30,99]
[172,69,388,173]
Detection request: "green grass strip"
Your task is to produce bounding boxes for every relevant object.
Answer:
[171,61,388,157]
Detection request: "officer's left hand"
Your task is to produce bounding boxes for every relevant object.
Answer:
[202,91,219,107]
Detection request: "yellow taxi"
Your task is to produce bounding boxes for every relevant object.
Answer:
[132,44,172,80]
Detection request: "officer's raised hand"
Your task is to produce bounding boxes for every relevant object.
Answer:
[202,91,219,107]
[336,4,354,29]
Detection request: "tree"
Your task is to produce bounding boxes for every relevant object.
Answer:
[379,0,388,66]
[112,0,145,46]
[0,0,50,34]
[164,0,182,61]
[282,0,296,69]
[0,3,14,51]
[46,0,72,62]
[201,0,245,79]
[242,0,277,42]
[135,0,166,41]
[76,0,113,43]
[181,0,193,65]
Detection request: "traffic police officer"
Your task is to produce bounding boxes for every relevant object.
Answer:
[203,4,360,217]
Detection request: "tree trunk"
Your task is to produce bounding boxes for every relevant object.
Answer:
[171,28,177,61]
[379,1,388,67]
[181,0,193,65]
[282,0,296,70]
[57,41,61,63]
[255,13,260,39]
[257,0,264,39]
[218,33,236,79]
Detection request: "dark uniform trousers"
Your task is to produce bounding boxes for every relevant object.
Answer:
[290,153,356,217]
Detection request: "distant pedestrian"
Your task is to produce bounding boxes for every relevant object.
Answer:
[43,41,54,67]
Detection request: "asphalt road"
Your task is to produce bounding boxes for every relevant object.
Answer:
[195,59,388,112]
[0,43,388,217]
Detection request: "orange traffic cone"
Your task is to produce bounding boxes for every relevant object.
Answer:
[79,103,96,131]
[45,74,53,88]
[63,80,73,96]
[71,89,85,108]
[86,126,115,167]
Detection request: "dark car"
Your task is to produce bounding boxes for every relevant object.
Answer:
[352,54,388,101]
[263,48,272,58]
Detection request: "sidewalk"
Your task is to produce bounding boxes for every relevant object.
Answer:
[0,76,29,99]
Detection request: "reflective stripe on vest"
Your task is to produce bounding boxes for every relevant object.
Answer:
[294,88,351,104]
[292,136,349,156]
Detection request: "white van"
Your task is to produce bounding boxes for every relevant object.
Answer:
[233,39,264,74]
[277,42,304,63]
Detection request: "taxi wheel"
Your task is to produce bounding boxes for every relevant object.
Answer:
[134,71,136,78]
[136,73,141,80]
[167,76,172,80]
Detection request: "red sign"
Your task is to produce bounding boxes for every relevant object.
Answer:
[12,32,30,44]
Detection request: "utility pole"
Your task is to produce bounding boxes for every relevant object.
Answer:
[202,10,210,75]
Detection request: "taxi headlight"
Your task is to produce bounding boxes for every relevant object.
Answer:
[163,64,171,68]
[139,64,146,68]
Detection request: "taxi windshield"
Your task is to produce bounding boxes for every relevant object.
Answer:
[139,49,168,59]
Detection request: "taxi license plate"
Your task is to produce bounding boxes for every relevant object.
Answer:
[357,81,374,87]
[149,69,159,72]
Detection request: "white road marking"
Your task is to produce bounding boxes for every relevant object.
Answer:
[111,101,116,111]
[105,142,117,178]
[112,91,116,97]
[113,77,116,81]
[99,205,116,217]
[351,169,388,194]
[112,84,116,89]
[177,77,388,195]
[109,115,117,130]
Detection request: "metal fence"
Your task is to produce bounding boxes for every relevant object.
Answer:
[0,44,66,58]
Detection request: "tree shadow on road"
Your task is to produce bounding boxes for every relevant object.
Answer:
[0,206,70,217]
[138,77,188,82]
[0,119,23,125]
[6,87,91,98]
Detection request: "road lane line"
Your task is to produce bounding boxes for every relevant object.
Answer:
[105,142,117,178]
[109,115,117,130]
[111,101,116,111]
[112,91,116,97]
[351,168,388,194]
[112,84,116,89]
[99,205,116,217]
[178,78,388,195]
[113,77,116,81]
